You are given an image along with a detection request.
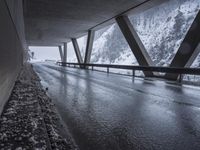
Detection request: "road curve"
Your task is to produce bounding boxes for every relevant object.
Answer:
[33,62,200,150]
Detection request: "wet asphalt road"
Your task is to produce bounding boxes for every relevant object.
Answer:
[33,62,200,150]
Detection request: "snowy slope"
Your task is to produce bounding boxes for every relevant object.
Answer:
[90,0,200,67]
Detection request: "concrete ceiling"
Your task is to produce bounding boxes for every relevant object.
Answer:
[23,0,165,46]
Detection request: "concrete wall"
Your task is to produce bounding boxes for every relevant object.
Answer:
[5,0,27,50]
[0,0,25,114]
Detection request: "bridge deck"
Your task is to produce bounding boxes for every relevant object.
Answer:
[34,62,200,150]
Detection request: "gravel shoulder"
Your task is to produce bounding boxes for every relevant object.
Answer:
[0,63,79,150]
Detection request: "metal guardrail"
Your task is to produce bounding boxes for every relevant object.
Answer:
[57,62,200,75]
[56,62,200,82]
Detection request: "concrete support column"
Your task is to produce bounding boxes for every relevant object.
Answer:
[72,38,83,63]
[84,30,95,64]
[185,43,200,67]
[165,11,200,80]
[116,15,154,77]
[58,46,63,62]
[63,42,67,63]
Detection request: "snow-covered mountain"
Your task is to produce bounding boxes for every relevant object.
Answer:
[88,0,200,67]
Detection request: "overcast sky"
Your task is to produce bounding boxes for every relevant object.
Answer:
[29,44,75,62]
[29,36,86,62]
[29,46,60,62]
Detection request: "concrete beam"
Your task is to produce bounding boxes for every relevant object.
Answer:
[63,42,67,63]
[84,30,95,64]
[24,0,167,46]
[165,11,200,80]
[72,38,83,63]
[116,15,154,77]
[58,46,63,62]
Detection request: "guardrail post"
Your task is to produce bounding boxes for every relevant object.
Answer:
[178,74,183,83]
[132,70,135,76]
[107,67,109,73]
[92,66,94,71]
